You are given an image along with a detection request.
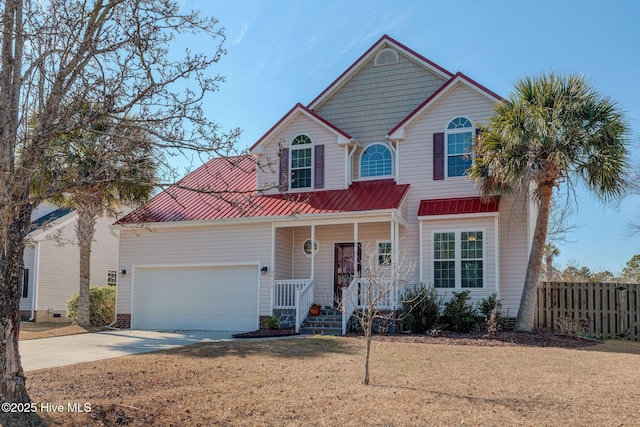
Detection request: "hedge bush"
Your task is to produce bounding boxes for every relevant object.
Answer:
[400,284,442,333]
[67,285,116,327]
[440,290,479,332]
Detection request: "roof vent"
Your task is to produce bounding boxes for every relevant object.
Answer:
[374,48,399,66]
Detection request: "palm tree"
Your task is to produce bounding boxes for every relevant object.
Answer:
[469,73,629,331]
[35,108,157,326]
[543,244,559,281]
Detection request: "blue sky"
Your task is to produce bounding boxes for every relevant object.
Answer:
[180,0,640,274]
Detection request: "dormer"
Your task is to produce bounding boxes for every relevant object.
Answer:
[250,104,355,194]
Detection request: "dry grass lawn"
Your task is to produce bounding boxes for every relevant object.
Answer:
[14,336,640,426]
[19,323,98,341]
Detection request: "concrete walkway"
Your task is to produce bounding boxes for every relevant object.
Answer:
[20,330,241,371]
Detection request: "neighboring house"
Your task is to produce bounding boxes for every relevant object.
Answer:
[20,203,122,322]
[113,35,535,333]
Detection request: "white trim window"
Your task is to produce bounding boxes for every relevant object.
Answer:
[377,241,392,266]
[446,117,474,178]
[290,134,313,189]
[360,143,392,178]
[107,269,118,286]
[433,231,484,288]
[302,239,319,257]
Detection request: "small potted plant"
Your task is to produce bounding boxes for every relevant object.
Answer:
[309,303,322,316]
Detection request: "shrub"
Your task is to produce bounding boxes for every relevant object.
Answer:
[67,286,116,327]
[478,293,507,335]
[554,316,588,337]
[264,316,280,330]
[441,290,479,332]
[400,284,441,333]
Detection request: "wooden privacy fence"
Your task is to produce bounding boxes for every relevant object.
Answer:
[535,281,640,341]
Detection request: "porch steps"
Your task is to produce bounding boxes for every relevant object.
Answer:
[299,307,342,336]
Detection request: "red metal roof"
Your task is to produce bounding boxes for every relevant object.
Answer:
[418,197,499,217]
[118,156,409,225]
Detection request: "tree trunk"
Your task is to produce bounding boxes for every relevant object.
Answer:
[363,325,371,385]
[515,184,553,331]
[1,203,32,404]
[76,202,100,327]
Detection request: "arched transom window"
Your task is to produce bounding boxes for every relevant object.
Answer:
[446,117,473,177]
[360,143,392,178]
[290,134,312,188]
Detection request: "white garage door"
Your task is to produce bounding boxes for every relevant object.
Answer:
[133,265,259,331]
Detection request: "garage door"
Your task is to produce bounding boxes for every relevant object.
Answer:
[132,265,259,331]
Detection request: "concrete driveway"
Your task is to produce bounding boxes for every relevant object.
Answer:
[20,329,241,371]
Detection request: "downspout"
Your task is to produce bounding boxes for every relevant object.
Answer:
[419,220,424,283]
[29,242,40,321]
[347,143,358,186]
[388,140,399,182]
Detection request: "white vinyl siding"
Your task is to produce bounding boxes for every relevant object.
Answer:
[282,222,394,306]
[118,222,272,317]
[20,246,36,311]
[255,114,346,194]
[34,213,120,312]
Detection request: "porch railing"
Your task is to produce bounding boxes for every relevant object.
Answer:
[342,278,400,335]
[342,278,359,335]
[295,279,314,333]
[273,279,309,309]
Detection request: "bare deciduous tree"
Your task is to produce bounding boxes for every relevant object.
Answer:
[0,0,242,410]
[341,246,415,385]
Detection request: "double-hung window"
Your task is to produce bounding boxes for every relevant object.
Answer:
[290,134,312,189]
[433,231,484,288]
[107,269,118,286]
[446,117,473,177]
[377,242,392,266]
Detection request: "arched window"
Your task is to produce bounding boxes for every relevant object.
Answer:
[290,134,312,188]
[446,117,473,177]
[360,143,392,178]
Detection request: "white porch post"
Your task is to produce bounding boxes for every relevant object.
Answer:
[310,224,315,280]
[390,215,396,308]
[270,222,276,313]
[419,220,424,283]
[353,222,359,276]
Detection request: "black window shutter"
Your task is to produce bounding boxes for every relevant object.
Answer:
[279,147,289,190]
[314,144,324,189]
[433,132,445,180]
[22,269,29,298]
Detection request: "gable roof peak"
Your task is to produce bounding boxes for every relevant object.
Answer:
[249,102,352,153]
[308,35,454,110]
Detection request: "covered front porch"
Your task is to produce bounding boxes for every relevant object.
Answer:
[270,214,407,334]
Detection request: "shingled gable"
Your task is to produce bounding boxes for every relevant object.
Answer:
[387,72,504,141]
[307,34,454,111]
[249,103,353,154]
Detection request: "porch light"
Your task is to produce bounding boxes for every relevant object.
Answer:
[261,266,269,274]
[120,269,127,276]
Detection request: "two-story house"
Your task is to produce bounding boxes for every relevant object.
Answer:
[21,203,122,322]
[113,35,534,333]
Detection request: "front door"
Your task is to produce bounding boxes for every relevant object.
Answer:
[334,242,361,306]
